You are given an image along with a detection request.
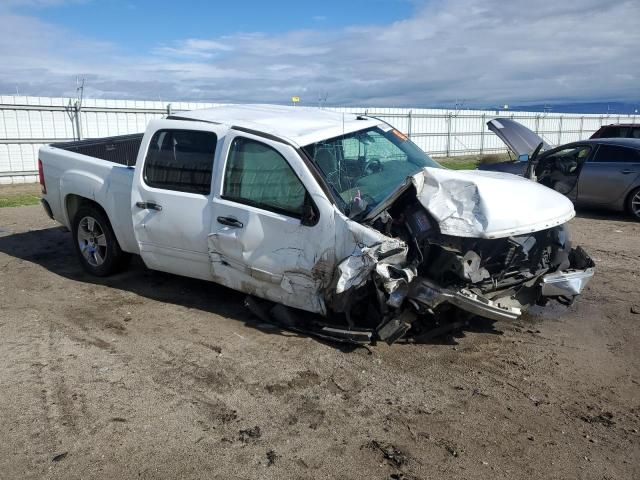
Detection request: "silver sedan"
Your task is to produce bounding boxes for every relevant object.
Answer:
[480,119,640,220]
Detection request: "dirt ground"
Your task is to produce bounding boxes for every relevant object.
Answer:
[0,203,638,480]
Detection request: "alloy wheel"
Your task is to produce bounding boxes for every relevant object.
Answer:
[632,190,640,218]
[77,216,108,266]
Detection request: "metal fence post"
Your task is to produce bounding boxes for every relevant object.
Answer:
[446,112,452,157]
[479,113,486,155]
[579,116,584,139]
[558,116,563,144]
[74,101,83,141]
[167,103,172,116]
[407,110,412,139]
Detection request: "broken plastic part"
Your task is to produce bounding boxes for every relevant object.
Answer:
[409,278,522,322]
[377,310,417,344]
[540,268,594,297]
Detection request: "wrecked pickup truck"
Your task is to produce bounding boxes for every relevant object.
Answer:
[38,105,595,344]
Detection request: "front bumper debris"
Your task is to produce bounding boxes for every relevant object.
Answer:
[409,278,522,322]
[540,268,595,297]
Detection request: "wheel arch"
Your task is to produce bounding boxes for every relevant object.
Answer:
[625,184,640,219]
[64,194,129,249]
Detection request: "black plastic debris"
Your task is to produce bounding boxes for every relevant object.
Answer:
[266,450,279,466]
[52,452,68,462]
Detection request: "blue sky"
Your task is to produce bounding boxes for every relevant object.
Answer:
[17,0,415,51]
[0,0,638,108]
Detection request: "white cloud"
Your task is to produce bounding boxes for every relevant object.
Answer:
[0,0,638,106]
[154,38,234,58]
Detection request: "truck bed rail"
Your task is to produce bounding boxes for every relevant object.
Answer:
[53,134,144,167]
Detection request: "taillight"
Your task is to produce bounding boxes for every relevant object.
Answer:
[38,159,46,194]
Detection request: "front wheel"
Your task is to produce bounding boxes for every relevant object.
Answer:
[72,205,130,276]
[626,187,640,221]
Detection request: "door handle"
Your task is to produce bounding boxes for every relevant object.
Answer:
[620,169,635,174]
[217,216,244,228]
[136,201,163,211]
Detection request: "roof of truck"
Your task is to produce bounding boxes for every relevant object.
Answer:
[173,104,383,146]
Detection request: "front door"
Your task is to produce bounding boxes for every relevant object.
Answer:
[132,121,228,280]
[536,144,592,200]
[577,144,640,206]
[208,132,336,314]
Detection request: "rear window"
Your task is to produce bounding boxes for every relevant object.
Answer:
[592,145,640,163]
[143,129,217,194]
[593,126,640,139]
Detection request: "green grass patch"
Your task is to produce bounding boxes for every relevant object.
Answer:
[0,194,41,208]
[438,152,512,170]
[439,158,480,170]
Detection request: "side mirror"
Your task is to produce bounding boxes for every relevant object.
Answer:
[518,154,529,162]
[300,202,318,227]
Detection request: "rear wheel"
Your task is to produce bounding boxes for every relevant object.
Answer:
[72,205,130,276]
[627,187,640,221]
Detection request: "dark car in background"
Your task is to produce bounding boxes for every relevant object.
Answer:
[591,124,640,139]
[478,118,640,220]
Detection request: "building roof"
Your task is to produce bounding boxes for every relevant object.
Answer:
[175,104,383,146]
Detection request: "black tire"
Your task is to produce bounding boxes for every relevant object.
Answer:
[71,204,130,276]
[626,187,640,221]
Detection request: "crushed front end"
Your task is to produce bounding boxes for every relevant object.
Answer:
[327,188,595,344]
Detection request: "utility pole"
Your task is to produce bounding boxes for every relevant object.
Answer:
[66,77,85,141]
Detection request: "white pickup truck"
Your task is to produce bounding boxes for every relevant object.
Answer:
[39,105,594,343]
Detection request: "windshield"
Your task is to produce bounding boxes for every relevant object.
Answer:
[303,126,441,215]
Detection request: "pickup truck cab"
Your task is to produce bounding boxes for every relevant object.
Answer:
[39,105,594,343]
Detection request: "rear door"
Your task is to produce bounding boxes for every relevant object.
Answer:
[131,120,228,280]
[576,144,640,205]
[208,131,336,315]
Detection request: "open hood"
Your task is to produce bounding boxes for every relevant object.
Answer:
[487,118,552,157]
[412,167,575,239]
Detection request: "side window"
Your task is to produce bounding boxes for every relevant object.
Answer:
[222,137,307,218]
[144,129,217,194]
[631,128,640,139]
[547,145,591,162]
[592,145,640,163]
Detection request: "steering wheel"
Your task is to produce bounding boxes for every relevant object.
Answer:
[364,158,383,174]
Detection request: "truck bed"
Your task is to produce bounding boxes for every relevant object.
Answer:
[53,133,144,167]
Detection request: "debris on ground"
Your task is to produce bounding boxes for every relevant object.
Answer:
[266,450,279,466]
[389,473,421,480]
[363,440,408,467]
[239,426,262,443]
[436,439,460,457]
[580,412,615,427]
[52,452,68,462]
[631,305,640,314]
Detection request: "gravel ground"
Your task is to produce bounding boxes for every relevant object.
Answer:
[0,204,638,480]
